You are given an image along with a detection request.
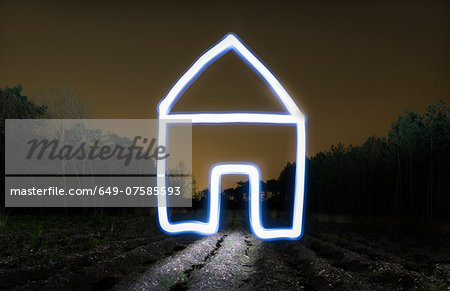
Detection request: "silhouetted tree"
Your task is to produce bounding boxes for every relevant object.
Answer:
[221,100,449,224]
[1,85,47,134]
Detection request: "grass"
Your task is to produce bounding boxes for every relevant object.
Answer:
[28,230,43,249]
[234,267,242,277]
[427,279,447,291]
[161,275,178,289]
[0,209,9,229]
[39,252,60,264]
[161,272,188,290]
[0,212,158,270]
[319,232,351,246]
[235,253,249,263]
[92,236,110,246]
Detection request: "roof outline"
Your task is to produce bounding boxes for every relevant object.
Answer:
[158,33,304,120]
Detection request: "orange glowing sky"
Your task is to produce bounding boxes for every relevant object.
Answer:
[1,0,449,188]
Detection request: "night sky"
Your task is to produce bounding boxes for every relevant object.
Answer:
[1,0,449,188]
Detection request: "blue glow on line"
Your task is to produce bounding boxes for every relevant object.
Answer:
[157,33,306,240]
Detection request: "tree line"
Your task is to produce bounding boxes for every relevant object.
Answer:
[1,85,92,211]
[2,85,448,222]
[194,100,449,222]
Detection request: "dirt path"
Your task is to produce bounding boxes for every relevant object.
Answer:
[120,212,305,290]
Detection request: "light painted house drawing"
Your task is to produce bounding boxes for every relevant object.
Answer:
[156,33,306,240]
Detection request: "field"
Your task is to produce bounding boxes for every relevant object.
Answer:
[0,211,449,290]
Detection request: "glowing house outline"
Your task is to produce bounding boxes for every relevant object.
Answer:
[157,33,306,240]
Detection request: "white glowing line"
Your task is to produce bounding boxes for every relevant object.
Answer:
[157,33,306,240]
[164,113,297,124]
[159,33,303,119]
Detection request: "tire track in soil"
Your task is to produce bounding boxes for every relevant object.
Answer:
[6,235,196,290]
[182,231,255,290]
[168,212,307,290]
[301,234,441,290]
[169,234,229,290]
[120,212,260,290]
[275,241,376,290]
[120,232,228,290]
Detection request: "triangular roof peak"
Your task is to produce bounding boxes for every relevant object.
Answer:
[158,33,303,119]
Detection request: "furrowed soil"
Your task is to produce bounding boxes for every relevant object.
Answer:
[0,210,449,290]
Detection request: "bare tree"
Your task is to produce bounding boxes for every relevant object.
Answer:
[35,86,92,119]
